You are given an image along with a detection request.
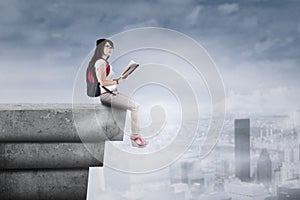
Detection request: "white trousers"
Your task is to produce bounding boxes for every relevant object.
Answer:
[100,91,140,137]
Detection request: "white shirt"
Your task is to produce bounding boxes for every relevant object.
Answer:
[94,59,117,94]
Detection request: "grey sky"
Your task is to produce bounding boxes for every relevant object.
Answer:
[0,0,299,116]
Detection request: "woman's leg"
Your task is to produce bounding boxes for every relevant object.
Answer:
[100,92,141,137]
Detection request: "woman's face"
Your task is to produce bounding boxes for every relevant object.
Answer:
[103,42,114,57]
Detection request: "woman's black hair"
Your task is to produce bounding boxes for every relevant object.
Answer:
[88,38,114,71]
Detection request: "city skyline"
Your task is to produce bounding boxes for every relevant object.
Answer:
[87,116,300,199]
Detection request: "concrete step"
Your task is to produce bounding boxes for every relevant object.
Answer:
[0,104,126,142]
[86,167,105,200]
[0,168,88,200]
[0,142,105,169]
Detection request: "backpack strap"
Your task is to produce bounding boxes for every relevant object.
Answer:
[101,85,116,96]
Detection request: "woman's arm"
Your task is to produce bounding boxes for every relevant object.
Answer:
[95,62,117,86]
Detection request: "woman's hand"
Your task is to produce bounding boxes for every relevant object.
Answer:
[118,77,127,83]
[115,76,127,84]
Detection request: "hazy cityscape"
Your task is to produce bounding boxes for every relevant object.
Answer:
[88,113,300,200]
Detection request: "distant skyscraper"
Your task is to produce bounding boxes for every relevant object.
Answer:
[234,118,250,182]
[181,161,189,184]
[257,148,272,186]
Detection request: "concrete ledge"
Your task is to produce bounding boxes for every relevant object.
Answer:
[0,142,105,169]
[0,169,88,200]
[0,103,126,142]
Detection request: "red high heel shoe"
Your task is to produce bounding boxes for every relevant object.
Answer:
[130,135,148,148]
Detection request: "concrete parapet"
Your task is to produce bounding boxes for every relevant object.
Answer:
[0,104,126,142]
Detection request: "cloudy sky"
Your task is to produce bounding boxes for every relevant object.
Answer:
[0,0,299,117]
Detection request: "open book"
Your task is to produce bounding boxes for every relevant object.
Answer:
[121,60,139,79]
